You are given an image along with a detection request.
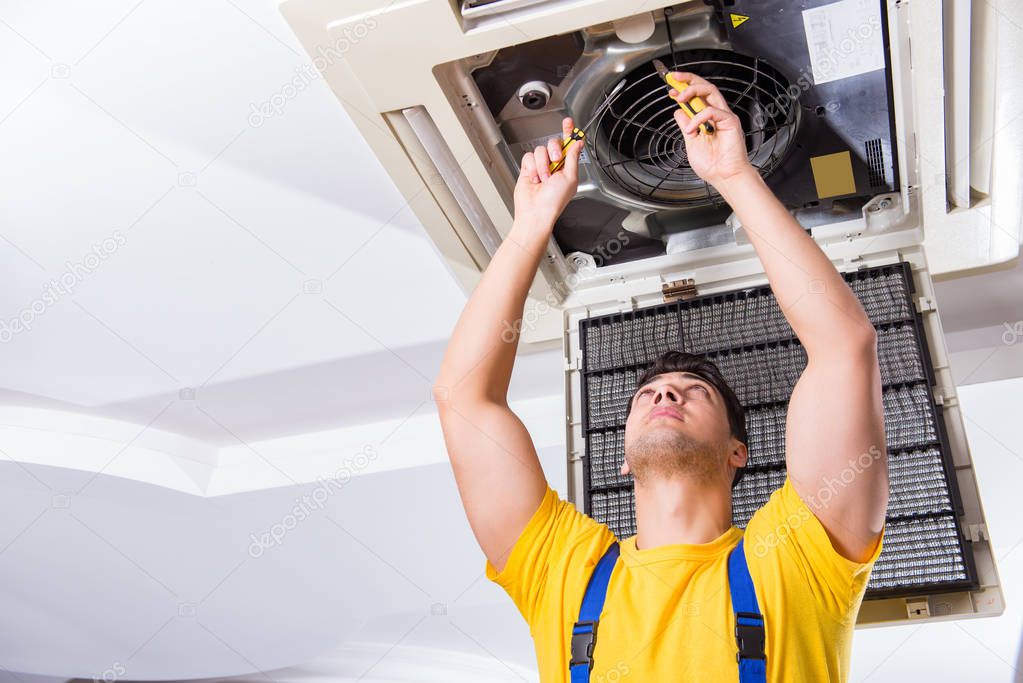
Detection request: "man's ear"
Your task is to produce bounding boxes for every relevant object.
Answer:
[620,458,631,476]
[728,441,748,469]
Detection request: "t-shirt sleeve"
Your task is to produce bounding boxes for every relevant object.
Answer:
[485,484,616,631]
[744,477,884,621]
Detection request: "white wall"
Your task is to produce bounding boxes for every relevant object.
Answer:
[0,441,564,680]
[849,375,1023,682]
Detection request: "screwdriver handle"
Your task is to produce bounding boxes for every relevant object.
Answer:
[548,127,585,173]
[665,72,714,136]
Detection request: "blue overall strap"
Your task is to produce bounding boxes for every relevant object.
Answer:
[569,541,619,683]
[728,538,767,682]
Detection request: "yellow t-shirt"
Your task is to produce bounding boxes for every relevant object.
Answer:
[485,478,883,682]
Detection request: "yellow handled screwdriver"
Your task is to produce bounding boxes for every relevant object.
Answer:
[548,79,626,173]
[652,59,714,136]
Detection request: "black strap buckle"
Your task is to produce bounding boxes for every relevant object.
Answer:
[734,612,766,662]
[570,620,598,669]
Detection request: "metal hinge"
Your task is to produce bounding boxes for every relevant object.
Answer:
[564,357,581,371]
[967,524,989,543]
[662,278,697,303]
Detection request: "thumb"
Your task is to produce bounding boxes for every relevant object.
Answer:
[563,126,583,180]
[563,135,583,180]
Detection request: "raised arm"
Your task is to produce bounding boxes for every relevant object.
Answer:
[433,118,584,572]
[670,74,888,562]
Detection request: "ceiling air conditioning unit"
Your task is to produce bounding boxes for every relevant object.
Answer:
[280,0,1014,626]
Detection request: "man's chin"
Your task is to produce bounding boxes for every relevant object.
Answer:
[640,420,689,437]
[625,432,724,484]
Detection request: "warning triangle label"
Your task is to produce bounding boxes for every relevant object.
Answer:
[730,13,750,28]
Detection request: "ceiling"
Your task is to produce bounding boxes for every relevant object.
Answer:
[1,0,1023,680]
[1,0,1020,456]
[0,0,476,440]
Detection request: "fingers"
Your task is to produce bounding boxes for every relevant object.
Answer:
[546,136,563,171]
[670,71,729,110]
[533,143,552,180]
[674,105,736,137]
[556,116,582,179]
[668,82,718,111]
[676,107,714,137]
[519,117,582,186]
[562,115,574,140]
[562,134,583,180]
[519,150,538,184]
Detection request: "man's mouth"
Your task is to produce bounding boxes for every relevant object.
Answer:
[648,407,684,422]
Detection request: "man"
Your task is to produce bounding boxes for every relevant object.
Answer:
[433,72,888,682]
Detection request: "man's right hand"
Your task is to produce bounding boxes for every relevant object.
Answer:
[434,118,578,573]
[667,72,754,188]
[512,116,583,234]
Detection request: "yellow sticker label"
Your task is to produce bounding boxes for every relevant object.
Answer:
[730,13,750,28]
[810,151,857,199]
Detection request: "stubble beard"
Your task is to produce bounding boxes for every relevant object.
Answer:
[625,426,728,487]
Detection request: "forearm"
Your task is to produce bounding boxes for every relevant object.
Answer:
[716,168,875,357]
[434,218,550,404]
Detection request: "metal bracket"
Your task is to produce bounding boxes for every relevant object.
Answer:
[967,524,989,542]
[915,296,936,313]
[662,278,697,303]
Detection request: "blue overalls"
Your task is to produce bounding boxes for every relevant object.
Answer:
[569,538,767,682]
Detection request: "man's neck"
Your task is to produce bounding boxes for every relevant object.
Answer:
[633,476,733,550]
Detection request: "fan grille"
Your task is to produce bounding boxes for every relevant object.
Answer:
[590,49,799,207]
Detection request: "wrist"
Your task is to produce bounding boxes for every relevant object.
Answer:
[509,215,555,249]
[713,165,763,202]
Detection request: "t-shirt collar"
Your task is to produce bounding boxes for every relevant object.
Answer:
[619,526,743,567]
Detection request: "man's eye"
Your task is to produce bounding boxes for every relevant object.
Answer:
[692,385,709,395]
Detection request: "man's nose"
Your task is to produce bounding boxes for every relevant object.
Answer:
[653,387,681,404]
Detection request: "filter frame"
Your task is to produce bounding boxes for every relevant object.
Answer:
[577,261,978,599]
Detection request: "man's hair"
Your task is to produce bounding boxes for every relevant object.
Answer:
[624,351,748,488]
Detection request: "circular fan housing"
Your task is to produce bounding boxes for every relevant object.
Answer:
[590,48,799,208]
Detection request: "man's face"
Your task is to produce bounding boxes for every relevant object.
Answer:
[621,371,746,486]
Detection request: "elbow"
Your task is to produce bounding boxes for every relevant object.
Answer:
[432,379,455,416]
[432,380,495,417]
[808,322,878,362]
[839,321,879,357]
[846,317,878,352]
[434,363,508,409]
[851,324,879,362]
[860,322,878,349]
